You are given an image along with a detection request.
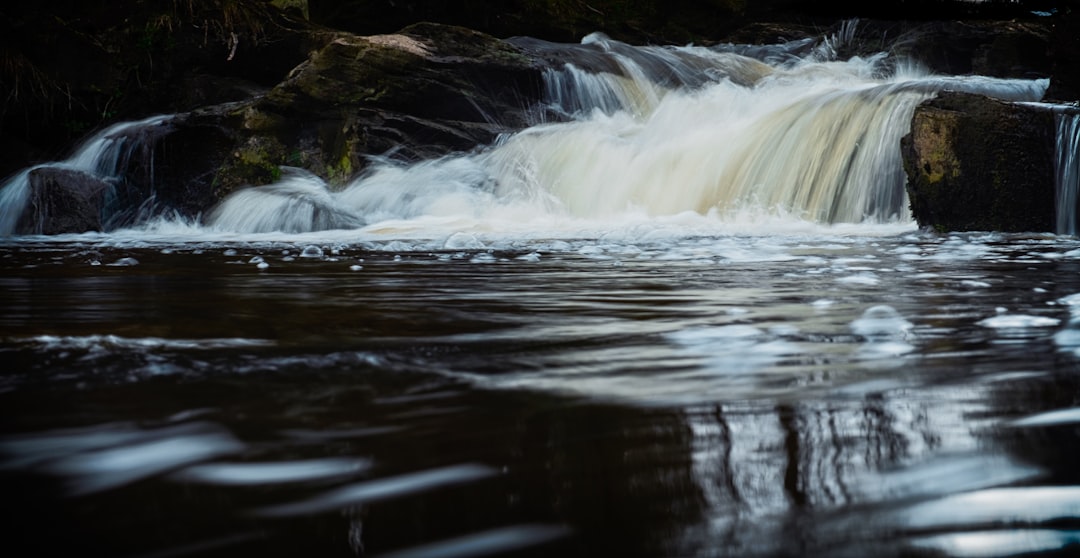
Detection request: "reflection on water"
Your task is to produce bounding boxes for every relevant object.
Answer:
[2,232,1080,556]
[174,458,374,486]
[253,464,499,518]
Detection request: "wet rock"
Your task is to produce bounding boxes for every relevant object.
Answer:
[897,20,1050,78]
[902,91,1057,232]
[238,22,546,188]
[153,113,246,217]
[3,22,553,230]
[817,19,1052,79]
[307,0,749,45]
[17,168,110,235]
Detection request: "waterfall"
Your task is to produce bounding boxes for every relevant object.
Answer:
[207,168,365,234]
[0,115,172,235]
[488,72,1047,224]
[0,168,32,236]
[1,27,1057,237]
[208,39,1047,234]
[540,32,777,120]
[1055,111,1080,236]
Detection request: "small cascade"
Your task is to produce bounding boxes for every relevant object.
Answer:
[540,33,775,119]
[0,115,172,235]
[483,67,1047,223]
[1054,110,1080,236]
[0,169,32,235]
[543,64,648,118]
[207,168,365,234]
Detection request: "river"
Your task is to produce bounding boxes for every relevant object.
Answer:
[1,26,1079,558]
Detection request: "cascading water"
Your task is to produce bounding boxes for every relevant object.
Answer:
[0,115,171,235]
[206,34,1048,234]
[0,27,1055,238]
[1054,110,1080,236]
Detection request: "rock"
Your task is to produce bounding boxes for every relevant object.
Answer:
[236,22,546,189]
[16,168,111,235]
[814,19,1052,79]
[2,108,249,234]
[896,20,1050,78]
[902,91,1057,232]
[2,21,554,232]
[153,111,247,217]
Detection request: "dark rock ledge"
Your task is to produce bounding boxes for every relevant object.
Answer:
[903,92,1080,233]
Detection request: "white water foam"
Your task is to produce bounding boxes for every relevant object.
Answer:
[0,27,1053,248]
[1055,111,1080,235]
[201,37,1046,241]
[0,115,172,235]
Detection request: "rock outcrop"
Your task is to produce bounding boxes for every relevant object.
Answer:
[5,21,557,234]
[16,168,111,235]
[157,22,552,208]
[834,19,1052,79]
[234,22,545,190]
[902,92,1059,232]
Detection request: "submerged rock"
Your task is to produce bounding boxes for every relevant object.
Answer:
[902,92,1058,232]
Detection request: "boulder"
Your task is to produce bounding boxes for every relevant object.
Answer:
[153,111,247,217]
[815,19,1052,80]
[16,168,111,235]
[902,91,1058,232]
[230,22,547,190]
[2,22,554,233]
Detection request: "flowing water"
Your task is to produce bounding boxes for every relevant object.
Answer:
[1055,111,1080,236]
[2,27,1080,558]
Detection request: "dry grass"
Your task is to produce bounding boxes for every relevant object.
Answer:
[163,0,280,45]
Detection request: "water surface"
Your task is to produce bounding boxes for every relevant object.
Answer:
[3,229,1080,557]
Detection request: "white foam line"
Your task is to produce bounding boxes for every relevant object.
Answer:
[251,463,498,517]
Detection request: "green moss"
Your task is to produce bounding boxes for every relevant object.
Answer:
[327,151,353,184]
[212,136,287,198]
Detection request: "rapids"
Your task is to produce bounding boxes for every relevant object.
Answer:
[0,27,1055,238]
[203,33,1049,233]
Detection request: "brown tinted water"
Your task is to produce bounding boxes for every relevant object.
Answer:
[2,232,1080,557]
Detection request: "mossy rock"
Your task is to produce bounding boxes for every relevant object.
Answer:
[903,91,1057,232]
[212,136,288,199]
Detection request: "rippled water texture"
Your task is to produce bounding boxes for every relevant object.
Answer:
[2,230,1080,557]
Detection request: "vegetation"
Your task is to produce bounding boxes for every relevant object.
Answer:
[0,0,306,168]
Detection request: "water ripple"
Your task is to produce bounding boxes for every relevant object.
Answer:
[252,463,499,517]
